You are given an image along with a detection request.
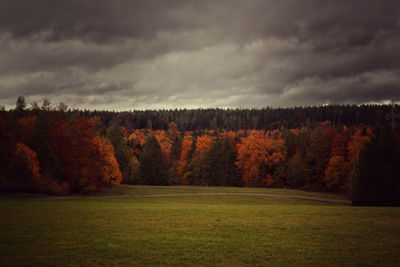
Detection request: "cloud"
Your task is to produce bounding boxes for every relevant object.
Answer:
[0,0,399,109]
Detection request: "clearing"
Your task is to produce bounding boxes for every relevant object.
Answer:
[0,185,399,266]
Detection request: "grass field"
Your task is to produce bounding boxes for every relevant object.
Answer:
[1,185,399,266]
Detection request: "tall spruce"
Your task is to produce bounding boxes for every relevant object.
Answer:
[352,125,400,206]
[31,110,61,180]
[106,122,129,181]
[140,135,168,185]
[306,127,330,190]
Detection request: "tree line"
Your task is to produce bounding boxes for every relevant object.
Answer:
[1,97,399,206]
[4,99,395,131]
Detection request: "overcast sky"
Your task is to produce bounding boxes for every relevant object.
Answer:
[1,0,400,110]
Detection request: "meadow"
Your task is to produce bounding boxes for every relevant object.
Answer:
[0,185,399,266]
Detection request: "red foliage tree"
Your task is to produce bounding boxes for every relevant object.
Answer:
[18,115,37,143]
[12,142,40,182]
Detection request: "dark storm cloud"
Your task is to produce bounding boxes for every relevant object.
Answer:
[0,0,399,109]
[0,0,181,42]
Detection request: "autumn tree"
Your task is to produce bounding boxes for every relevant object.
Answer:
[67,118,102,191]
[324,156,348,192]
[264,136,287,187]
[331,132,347,157]
[7,143,40,191]
[176,133,194,184]
[93,136,122,185]
[154,130,172,168]
[49,117,106,192]
[168,122,180,140]
[236,132,266,186]
[347,128,370,194]
[324,130,351,192]
[236,131,285,187]
[17,115,37,144]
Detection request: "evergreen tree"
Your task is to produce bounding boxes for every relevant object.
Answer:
[352,125,400,206]
[106,122,130,180]
[31,110,61,180]
[123,148,141,184]
[287,151,308,188]
[140,135,168,185]
[0,116,13,191]
[284,130,297,159]
[204,137,224,186]
[168,135,183,183]
[306,127,330,190]
[15,96,26,118]
[207,136,241,186]
[222,136,241,186]
[170,135,183,162]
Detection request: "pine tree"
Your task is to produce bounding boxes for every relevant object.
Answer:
[15,96,26,118]
[204,137,224,186]
[106,122,130,180]
[287,151,308,188]
[306,127,330,190]
[140,135,168,185]
[352,125,400,206]
[122,148,141,184]
[31,110,61,180]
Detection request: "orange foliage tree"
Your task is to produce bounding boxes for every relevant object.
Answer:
[93,136,122,185]
[324,156,348,192]
[176,133,193,183]
[168,122,180,140]
[236,131,286,187]
[195,135,213,159]
[154,130,172,167]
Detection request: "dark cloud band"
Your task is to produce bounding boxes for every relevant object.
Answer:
[0,0,399,110]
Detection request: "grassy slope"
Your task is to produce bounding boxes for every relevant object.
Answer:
[0,186,399,266]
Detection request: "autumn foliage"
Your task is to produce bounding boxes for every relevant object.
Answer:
[12,142,40,182]
[94,136,123,185]
[1,98,399,204]
[236,131,285,187]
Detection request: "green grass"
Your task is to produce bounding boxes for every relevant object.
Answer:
[97,184,349,200]
[0,186,399,266]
